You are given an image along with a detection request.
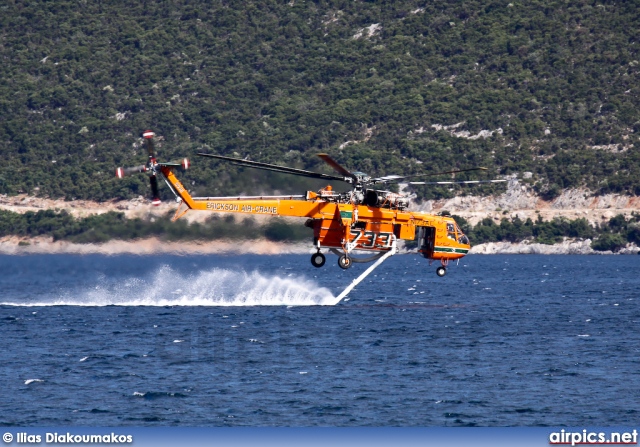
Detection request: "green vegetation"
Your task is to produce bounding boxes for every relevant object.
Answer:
[1,0,639,202]
[0,209,310,244]
[455,213,640,251]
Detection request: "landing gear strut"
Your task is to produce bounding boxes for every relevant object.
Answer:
[310,252,326,268]
[338,254,352,269]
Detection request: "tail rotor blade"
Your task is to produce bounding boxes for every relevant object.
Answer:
[150,175,161,206]
[115,165,147,178]
[143,130,156,159]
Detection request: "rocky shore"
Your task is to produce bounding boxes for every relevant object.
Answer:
[1,178,639,255]
[414,176,640,226]
[469,239,639,255]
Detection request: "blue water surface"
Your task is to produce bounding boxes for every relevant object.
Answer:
[0,253,638,426]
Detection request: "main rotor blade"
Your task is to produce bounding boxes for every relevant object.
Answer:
[408,179,507,185]
[373,167,489,184]
[317,154,356,180]
[197,153,349,183]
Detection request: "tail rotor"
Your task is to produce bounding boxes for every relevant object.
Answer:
[115,130,189,206]
[142,130,161,206]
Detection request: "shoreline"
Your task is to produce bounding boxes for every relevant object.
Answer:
[2,185,639,256]
[2,236,637,256]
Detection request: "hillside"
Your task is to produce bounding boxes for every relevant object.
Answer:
[1,0,639,203]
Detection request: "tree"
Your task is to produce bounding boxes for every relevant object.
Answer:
[591,234,627,252]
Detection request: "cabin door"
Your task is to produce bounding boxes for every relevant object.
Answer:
[418,226,436,258]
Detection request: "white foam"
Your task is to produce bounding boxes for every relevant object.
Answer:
[24,379,44,385]
[2,266,338,307]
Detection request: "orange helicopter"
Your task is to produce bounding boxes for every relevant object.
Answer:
[117,131,504,277]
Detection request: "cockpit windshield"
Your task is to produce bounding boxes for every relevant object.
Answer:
[455,224,469,245]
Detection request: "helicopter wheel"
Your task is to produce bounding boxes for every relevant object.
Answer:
[338,255,352,270]
[436,266,447,277]
[310,252,326,268]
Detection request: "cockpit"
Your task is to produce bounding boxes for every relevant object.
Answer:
[446,221,469,245]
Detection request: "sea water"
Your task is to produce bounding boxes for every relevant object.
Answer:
[0,253,638,426]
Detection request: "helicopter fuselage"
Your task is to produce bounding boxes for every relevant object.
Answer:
[161,166,470,266]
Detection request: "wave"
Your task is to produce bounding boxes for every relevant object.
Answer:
[2,266,339,307]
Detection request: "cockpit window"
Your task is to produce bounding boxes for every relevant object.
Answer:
[455,224,469,245]
[446,222,456,240]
